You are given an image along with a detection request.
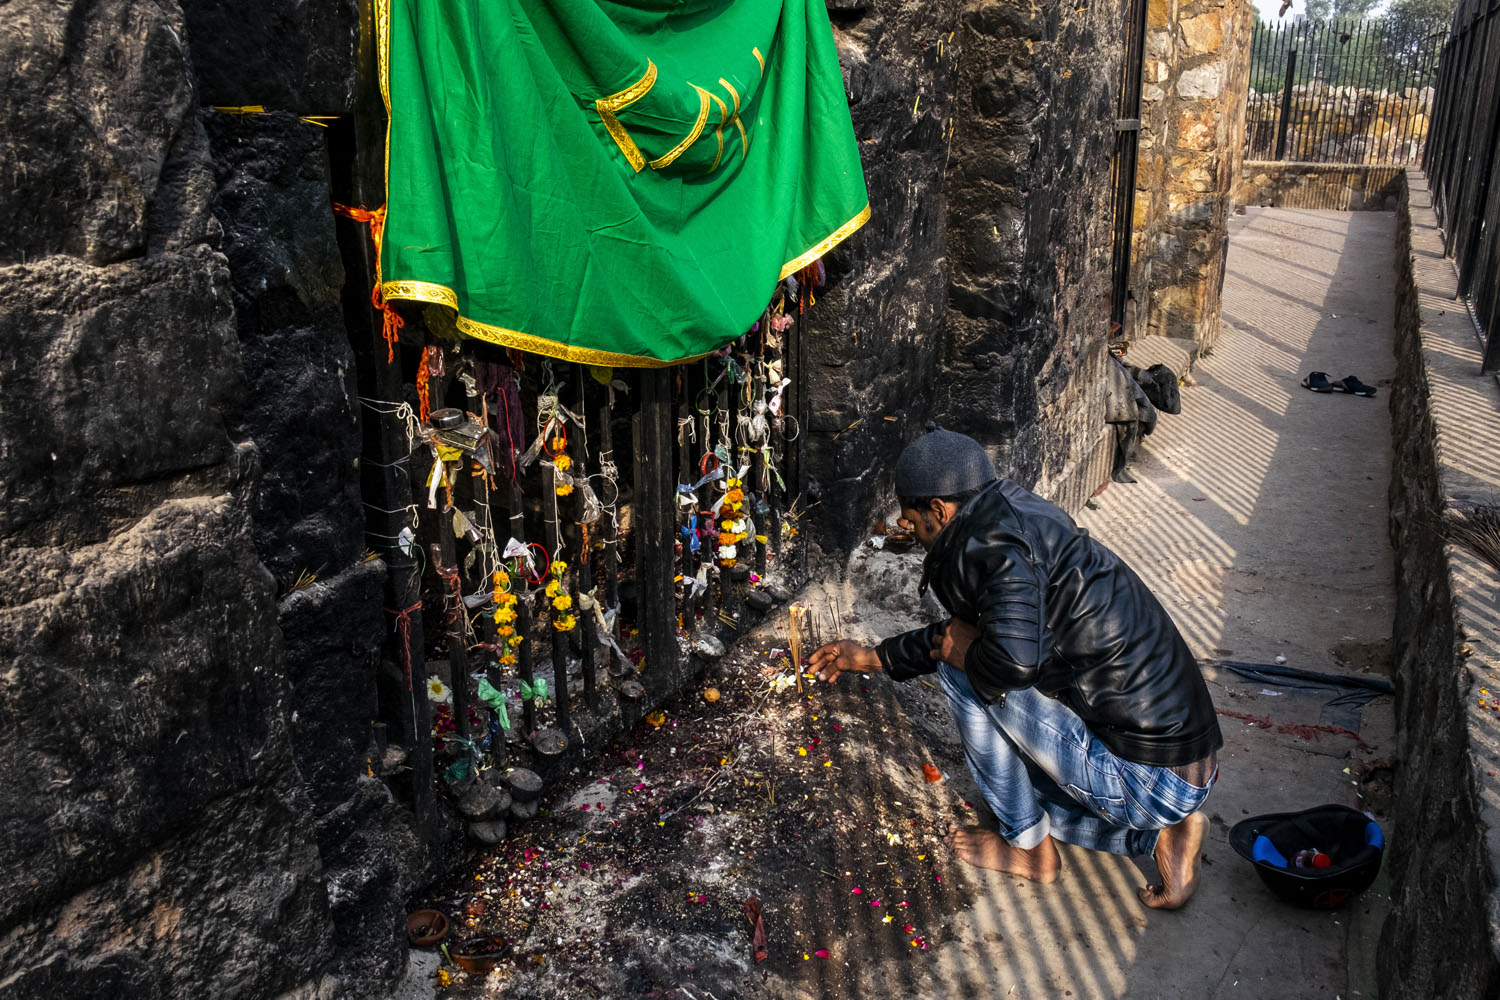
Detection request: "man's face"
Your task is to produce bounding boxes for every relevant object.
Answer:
[897,504,946,551]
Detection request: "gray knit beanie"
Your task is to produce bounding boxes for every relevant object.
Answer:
[894,423,997,500]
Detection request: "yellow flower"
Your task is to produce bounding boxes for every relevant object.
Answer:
[554,453,572,471]
[552,594,573,612]
[495,607,517,624]
[499,653,517,665]
[545,579,562,598]
[492,569,509,587]
[497,625,515,637]
[553,614,576,632]
[556,483,574,497]
[497,592,517,606]
[550,560,568,576]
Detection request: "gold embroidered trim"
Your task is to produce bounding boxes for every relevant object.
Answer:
[719,78,749,153]
[707,92,728,173]
[753,47,764,74]
[778,203,871,280]
[596,60,658,173]
[383,279,457,309]
[648,84,712,170]
[454,314,716,368]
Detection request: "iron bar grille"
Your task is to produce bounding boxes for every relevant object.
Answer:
[1246,14,1447,165]
[1425,0,1500,371]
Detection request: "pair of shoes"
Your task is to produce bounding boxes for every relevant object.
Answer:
[1301,372,1377,397]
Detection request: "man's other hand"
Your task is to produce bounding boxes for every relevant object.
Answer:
[809,640,881,683]
[929,618,979,670]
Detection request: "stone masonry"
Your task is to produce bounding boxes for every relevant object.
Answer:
[1134,0,1254,354]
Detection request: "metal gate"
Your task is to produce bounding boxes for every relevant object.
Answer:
[1245,16,1447,164]
[1426,0,1500,371]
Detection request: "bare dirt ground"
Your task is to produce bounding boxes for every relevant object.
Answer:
[401,208,1398,999]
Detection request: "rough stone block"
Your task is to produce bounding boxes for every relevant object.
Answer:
[205,111,362,581]
[278,562,384,807]
[182,0,358,112]
[0,781,330,1000]
[1180,12,1224,54]
[0,493,297,923]
[1177,109,1218,150]
[0,0,212,265]
[0,249,242,545]
[1176,62,1225,100]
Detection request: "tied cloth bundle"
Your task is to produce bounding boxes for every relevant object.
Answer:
[472,357,527,480]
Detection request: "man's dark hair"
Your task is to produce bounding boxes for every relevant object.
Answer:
[897,483,988,513]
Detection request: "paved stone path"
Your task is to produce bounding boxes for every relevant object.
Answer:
[905,208,1399,999]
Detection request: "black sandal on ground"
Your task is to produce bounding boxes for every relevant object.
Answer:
[1301,371,1334,393]
[1336,375,1376,397]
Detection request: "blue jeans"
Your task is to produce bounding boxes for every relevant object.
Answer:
[938,663,1215,857]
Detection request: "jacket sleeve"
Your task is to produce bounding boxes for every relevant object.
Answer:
[875,622,944,682]
[963,531,1051,702]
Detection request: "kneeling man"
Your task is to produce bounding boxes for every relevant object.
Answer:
[810,426,1222,908]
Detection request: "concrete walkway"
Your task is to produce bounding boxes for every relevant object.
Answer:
[1066,207,1398,998]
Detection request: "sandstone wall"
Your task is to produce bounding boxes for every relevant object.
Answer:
[1134,0,1253,353]
[806,0,1127,550]
[1234,161,1405,210]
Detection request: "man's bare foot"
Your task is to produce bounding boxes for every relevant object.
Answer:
[1138,812,1208,909]
[944,824,1060,883]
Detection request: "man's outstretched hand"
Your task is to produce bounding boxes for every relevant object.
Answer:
[809,640,881,684]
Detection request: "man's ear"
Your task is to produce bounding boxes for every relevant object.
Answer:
[928,497,950,527]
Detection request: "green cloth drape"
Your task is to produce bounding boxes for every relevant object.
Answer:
[378,0,869,367]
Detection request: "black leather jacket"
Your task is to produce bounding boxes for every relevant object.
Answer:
[876,480,1222,767]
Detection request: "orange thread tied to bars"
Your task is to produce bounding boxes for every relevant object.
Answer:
[332,203,404,362]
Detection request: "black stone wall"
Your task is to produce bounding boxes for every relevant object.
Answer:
[1378,170,1500,1000]
[0,0,336,996]
[805,0,1123,551]
[203,108,421,992]
[188,2,424,991]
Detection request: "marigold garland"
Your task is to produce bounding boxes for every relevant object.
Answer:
[548,560,575,632]
[491,565,524,666]
[717,476,750,567]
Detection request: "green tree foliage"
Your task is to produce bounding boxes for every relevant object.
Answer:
[1249,0,1453,95]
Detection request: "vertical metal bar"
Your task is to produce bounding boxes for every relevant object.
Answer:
[334,4,434,838]
[633,368,680,679]
[1276,47,1299,159]
[430,537,471,744]
[673,367,694,636]
[508,481,538,735]
[1459,14,1500,293]
[752,351,769,579]
[1108,0,1147,336]
[573,367,598,709]
[541,449,569,732]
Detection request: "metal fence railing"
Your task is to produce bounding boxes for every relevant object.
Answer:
[1426,0,1500,372]
[1246,16,1447,164]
